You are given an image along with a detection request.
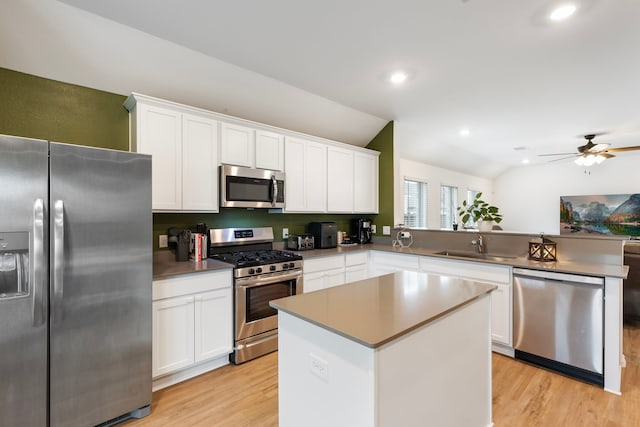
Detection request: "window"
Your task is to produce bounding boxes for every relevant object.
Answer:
[403,179,428,228]
[440,185,458,229]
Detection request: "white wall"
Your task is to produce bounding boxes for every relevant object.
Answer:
[494,154,640,234]
[394,157,493,229]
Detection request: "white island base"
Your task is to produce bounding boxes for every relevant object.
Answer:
[277,293,493,427]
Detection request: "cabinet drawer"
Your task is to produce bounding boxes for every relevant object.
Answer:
[303,255,345,274]
[153,270,232,301]
[345,251,368,267]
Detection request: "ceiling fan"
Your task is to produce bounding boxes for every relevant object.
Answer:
[539,134,640,166]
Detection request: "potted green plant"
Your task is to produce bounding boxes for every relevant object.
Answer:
[456,192,503,231]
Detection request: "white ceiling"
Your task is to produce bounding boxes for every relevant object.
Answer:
[3,0,640,178]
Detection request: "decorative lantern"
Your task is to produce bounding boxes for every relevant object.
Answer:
[528,234,557,262]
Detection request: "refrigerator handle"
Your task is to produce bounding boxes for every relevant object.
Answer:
[52,200,65,325]
[32,198,45,326]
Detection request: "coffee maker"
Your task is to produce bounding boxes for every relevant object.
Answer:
[351,218,373,244]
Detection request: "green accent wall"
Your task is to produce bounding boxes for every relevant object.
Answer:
[366,121,394,235]
[0,67,128,150]
[1,68,396,250]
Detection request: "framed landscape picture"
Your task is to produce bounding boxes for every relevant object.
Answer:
[560,193,640,236]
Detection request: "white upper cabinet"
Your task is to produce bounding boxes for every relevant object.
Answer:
[126,94,219,212]
[136,103,183,210]
[255,130,284,171]
[327,146,354,213]
[219,124,285,171]
[327,147,379,214]
[353,151,379,213]
[182,114,219,211]
[284,137,327,212]
[220,122,255,168]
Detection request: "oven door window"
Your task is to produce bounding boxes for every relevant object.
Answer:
[246,281,294,323]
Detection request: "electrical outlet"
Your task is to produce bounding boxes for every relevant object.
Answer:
[282,228,289,239]
[309,353,328,381]
[159,235,168,248]
[371,224,377,233]
[383,226,391,235]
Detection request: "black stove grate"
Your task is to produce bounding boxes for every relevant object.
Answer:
[211,249,302,267]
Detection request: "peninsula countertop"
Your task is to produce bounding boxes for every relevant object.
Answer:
[283,243,629,279]
[270,270,496,348]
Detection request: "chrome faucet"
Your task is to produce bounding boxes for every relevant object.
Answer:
[471,234,485,253]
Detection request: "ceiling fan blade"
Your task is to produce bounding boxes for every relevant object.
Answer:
[537,153,577,157]
[548,155,579,162]
[601,153,615,159]
[606,146,640,153]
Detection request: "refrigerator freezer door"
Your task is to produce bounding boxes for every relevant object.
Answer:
[48,143,152,427]
[0,135,48,426]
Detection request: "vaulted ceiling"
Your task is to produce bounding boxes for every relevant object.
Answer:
[3,0,640,177]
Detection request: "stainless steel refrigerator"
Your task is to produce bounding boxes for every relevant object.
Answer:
[0,134,152,426]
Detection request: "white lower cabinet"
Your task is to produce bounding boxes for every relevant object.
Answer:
[153,296,195,376]
[152,270,233,390]
[419,256,512,351]
[303,255,345,293]
[345,251,369,282]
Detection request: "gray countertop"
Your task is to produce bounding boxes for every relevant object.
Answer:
[286,243,629,279]
[270,270,496,348]
[153,251,232,280]
[153,241,628,280]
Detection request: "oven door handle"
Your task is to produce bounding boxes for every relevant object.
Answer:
[236,270,302,288]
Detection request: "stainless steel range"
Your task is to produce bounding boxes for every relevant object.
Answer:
[209,227,302,364]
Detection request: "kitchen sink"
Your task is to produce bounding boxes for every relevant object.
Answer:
[433,250,517,262]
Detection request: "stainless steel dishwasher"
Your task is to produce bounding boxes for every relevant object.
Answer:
[513,268,604,386]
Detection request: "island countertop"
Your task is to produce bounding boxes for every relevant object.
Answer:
[270,271,496,348]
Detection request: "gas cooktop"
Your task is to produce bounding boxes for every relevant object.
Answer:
[211,249,302,268]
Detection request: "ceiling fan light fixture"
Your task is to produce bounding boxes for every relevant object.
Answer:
[550,4,577,21]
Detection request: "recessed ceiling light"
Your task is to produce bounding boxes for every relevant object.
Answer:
[521,159,530,164]
[550,4,577,21]
[389,72,408,84]
[459,129,470,136]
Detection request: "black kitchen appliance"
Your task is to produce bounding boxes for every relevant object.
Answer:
[352,218,373,244]
[308,222,337,249]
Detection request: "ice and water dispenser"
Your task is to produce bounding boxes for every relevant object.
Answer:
[0,232,29,298]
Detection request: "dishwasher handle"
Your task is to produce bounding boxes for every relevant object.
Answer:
[513,268,604,286]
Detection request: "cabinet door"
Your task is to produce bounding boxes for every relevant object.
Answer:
[182,114,219,211]
[220,122,255,167]
[490,283,511,346]
[194,288,233,363]
[327,146,354,213]
[152,296,195,378]
[354,152,378,213]
[303,272,325,293]
[138,104,182,210]
[345,265,368,283]
[325,268,346,288]
[284,137,306,211]
[305,141,327,212]
[285,137,326,212]
[255,130,284,171]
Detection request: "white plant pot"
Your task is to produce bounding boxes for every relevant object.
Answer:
[478,220,493,232]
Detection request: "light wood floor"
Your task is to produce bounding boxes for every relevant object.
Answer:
[125,321,640,427]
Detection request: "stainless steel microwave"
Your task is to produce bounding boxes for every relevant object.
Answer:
[220,164,285,208]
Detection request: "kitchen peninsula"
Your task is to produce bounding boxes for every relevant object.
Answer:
[271,271,497,427]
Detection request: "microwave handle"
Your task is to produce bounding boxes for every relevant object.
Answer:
[271,175,278,207]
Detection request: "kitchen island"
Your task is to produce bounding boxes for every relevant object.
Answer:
[270,271,497,427]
